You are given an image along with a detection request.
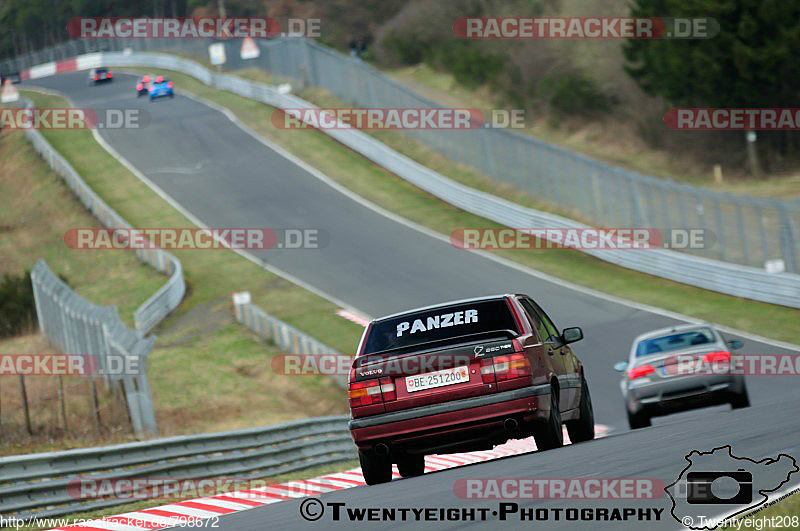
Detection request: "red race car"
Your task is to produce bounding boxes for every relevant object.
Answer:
[348,293,595,485]
[135,74,151,97]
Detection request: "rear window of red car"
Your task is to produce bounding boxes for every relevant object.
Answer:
[363,299,518,355]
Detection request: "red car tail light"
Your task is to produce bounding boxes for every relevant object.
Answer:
[493,353,531,381]
[349,379,381,407]
[94,75,99,80]
[628,364,655,380]
[349,378,396,407]
[702,351,731,364]
[479,358,495,384]
[107,72,112,78]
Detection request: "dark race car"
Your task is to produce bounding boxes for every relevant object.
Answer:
[348,293,595,485]
[88,68,112,85]
[0,71,21,85]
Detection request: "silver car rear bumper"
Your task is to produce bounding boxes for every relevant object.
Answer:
[627,373,744,416]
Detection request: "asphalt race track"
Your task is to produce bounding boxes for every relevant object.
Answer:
[25,72,800,530]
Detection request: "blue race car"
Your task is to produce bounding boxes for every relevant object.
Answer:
[149,76,174,101]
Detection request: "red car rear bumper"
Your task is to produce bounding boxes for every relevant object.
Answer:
[349,384,551,451]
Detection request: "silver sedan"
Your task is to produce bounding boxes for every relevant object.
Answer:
[613,324,750,429]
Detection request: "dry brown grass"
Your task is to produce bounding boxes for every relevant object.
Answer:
[0,334,134,455]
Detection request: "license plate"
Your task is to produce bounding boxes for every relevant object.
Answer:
[405,366,469,393]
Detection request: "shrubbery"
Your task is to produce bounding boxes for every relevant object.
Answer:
[374,0,612,118]
[0,271,37,338]
[540,74,613,115]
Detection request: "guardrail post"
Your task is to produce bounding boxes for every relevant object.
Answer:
[778,208,798,274]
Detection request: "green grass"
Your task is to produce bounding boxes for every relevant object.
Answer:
[724,491,800,528]
[14,459,360,530]
[111,67,799,345]
[0,129,163,325]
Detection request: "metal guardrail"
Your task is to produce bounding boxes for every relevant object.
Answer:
[234,38,800,274]
[22,122,185,335]
[3,37,798,274]
[91,51,800,308]
[0,416,353,520]
[10,46,800,305]
[232,294,347,388]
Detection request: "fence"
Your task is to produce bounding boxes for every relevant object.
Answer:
[29,260,157,436]
[232,293,347,388]
[0,415,352,519]
[2,37,798,274]
[17,110,188,435]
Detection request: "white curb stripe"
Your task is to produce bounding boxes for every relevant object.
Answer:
[187,498,254,511]
[141,505,218,518]
[29,62,57,79]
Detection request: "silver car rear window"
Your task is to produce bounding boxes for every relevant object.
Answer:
[635,328,715,357]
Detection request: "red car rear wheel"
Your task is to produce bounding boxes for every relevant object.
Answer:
[397,454,425,478]
[533,389,564,450]
[359,449,392,485]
